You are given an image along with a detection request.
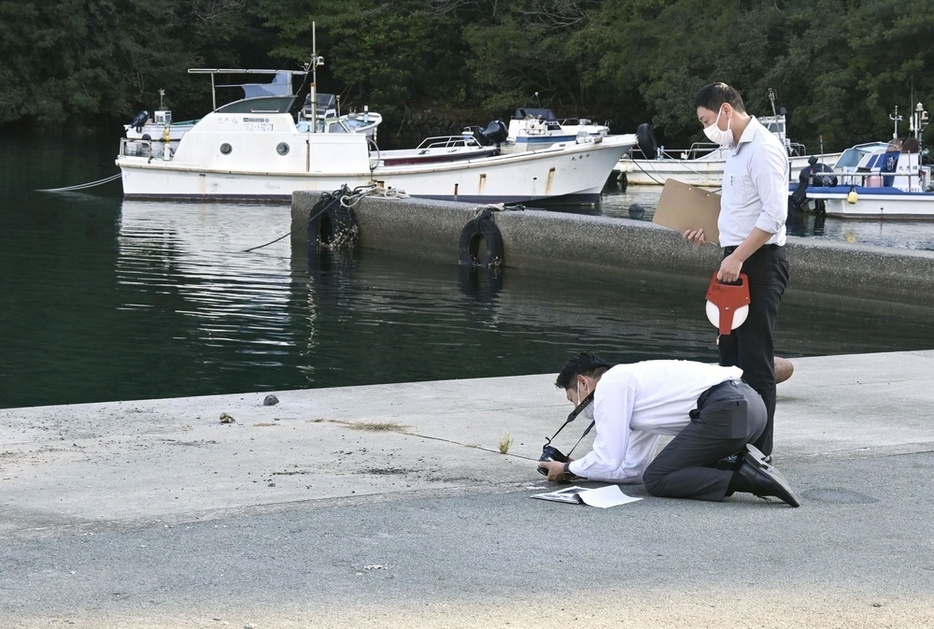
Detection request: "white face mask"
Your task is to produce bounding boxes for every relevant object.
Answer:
[703,106,733,146]
[580,402,595,420]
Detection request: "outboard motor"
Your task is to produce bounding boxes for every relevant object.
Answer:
[790,156,837,212]
[636,123,658,159]
[806,156,838,187]
[473,119,508,146]
[129,109,149,133]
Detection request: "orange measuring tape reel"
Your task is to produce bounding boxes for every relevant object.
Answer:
[705,272,750,335]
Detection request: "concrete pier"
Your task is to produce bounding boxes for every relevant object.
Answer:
[292,192,934,309]
[2,350,934,627]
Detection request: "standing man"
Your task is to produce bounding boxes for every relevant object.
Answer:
[536,352,799,506]
[683,82,790,459]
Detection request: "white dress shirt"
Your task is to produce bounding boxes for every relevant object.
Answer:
[567,361,744,483]
[718,116,789,247]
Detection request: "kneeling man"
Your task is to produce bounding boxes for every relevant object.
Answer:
[537,352,799,506]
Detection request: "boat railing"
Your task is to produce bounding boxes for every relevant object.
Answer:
[787,141,808,157]
[119,137,172,161]
[810,165,932,192]
[415,135,486,150]
[628,142,721,161]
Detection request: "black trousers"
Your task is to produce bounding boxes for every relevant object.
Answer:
[642,380,767,501]
[718,244,789,456]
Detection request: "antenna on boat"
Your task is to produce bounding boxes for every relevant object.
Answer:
[889,105,902,139]
[306,21,325,132]
[910,102,928,141]
[768,88,777,116]
[534,91,541,108]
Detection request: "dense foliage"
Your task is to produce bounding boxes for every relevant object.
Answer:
[1,0,931,150]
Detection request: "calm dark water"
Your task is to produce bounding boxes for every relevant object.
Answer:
[1,133,932,409]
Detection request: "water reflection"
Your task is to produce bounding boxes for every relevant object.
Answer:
[116,200,296,370]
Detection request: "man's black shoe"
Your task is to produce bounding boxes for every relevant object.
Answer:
[744,443,772,466]
[736,456,801,508]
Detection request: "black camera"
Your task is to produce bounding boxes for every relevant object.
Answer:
[537,391,593,477]
[537,444,568,475]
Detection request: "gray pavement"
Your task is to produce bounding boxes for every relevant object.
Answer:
[1,350,933,628]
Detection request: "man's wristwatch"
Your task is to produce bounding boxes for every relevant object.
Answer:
[563,461,571,476]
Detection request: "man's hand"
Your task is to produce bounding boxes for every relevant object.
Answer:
[717,253,744,283]
[683,228,706,246]
[538,459,570,482]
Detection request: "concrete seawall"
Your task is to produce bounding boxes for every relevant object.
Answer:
[291,192,934,310]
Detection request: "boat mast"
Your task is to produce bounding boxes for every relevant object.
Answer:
[909,102,928,142]
[889,105,902,139]
[307,22,326,132]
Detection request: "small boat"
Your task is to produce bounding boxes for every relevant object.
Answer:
[124,88,199,143]
[616,89,841,185]
[801,142,933,219]
[502,107,609,151]
[116,57,639,204]
[298,91,382,139]
[791,102,933,219]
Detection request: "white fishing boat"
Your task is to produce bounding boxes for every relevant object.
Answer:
[796,103,933,219]
[125,73,382,144]
[616,89,841,185]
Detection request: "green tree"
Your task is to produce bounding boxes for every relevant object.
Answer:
[253,0,467,116]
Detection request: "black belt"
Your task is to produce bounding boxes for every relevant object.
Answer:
[723,243,782,255]
[690,379,741,419]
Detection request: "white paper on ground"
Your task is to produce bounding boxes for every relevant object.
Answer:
[577,485,642,508]
[531,485,642,508]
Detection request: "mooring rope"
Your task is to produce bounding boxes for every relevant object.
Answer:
[36,173,122,193]
[243,184,407,253]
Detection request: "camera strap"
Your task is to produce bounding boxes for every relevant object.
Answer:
[545,391,595,457]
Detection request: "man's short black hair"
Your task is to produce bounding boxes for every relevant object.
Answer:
[555,351,611,390]
[691,82,747,114]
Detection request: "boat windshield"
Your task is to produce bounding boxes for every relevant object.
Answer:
[215,95,296,114]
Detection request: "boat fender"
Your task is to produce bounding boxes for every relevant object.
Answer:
[306,190,360,250]
[847,188,858,205]
[636,123,658,159]
[458,210,504,268]
[130,109,149,132]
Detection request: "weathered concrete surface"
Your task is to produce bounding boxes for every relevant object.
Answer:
[292,192,934,308]
[1,351,933,627]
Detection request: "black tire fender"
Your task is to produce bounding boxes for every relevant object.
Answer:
[307,192,359,250]
[636,123,658,158]
[458,212,504,268]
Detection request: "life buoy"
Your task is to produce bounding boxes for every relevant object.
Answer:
[307,191,359,250]
[458,211,504,268]
[636,123,658,158]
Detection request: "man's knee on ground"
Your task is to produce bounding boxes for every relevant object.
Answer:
[642,465,666,496]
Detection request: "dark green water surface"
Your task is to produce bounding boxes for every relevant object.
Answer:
[1,134,932,409]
